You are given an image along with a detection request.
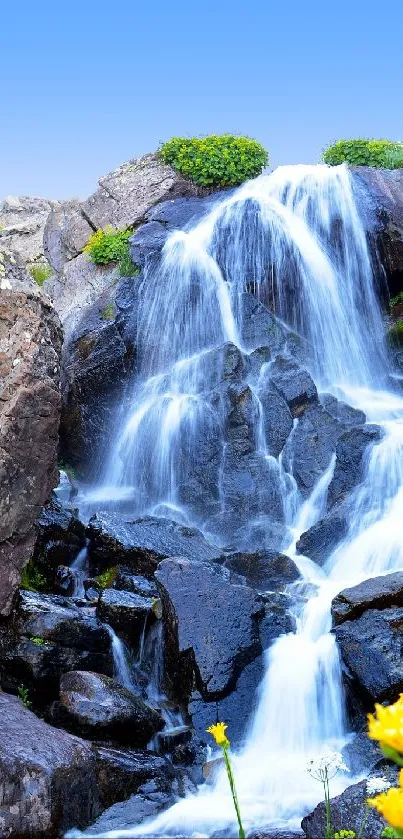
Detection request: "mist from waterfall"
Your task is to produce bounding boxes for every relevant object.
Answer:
[69,164,403,838]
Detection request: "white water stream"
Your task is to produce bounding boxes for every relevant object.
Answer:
[68,164,403,837]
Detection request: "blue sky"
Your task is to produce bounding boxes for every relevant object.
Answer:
[1,0,402,199]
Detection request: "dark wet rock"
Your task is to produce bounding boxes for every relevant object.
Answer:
[259,388,293,457]
[51,670,163,744]
[0,291,61,615]
[155,558,263,700]
[129,221,169,266]
[93,745,177,810]
[296,505,349,565]
[342,731,383,775]
[87,513,222,575]
[268,356,317,417]
[301,771,397,838]
[97,588,155,643]
[332,571,403,626]
[60,276,138,477]
[320,392,366,426]
[55,565,77,596]
[327,424,383,508]
[0,691,98,838]
[239,293,290,353]
[84,580,101,604]
[80,783,175,836]
[258,593,297,646]
[0,591,112,697]
[250,832,303,839]
[113,568,158,598]
[32,496,86,581]
[224,382,259,456]
[286,403,342,496]
[146,192,225,229]
[335,606,403,701]
[155,725,192,754]
[223,550,301,592]
[220,449,285,525]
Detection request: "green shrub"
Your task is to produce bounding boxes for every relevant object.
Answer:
[388,320,403,347]
[101,302,116,321]
[30,636,45,646]
[96,566,117,589]
[390,292,403,308]
[83,227,139,277]
[18,684,32,709]
[323,139,403,169]
[160,134,268,188]
[29,261,53,286]
[20,562,47,592]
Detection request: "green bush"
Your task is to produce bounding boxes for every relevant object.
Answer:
[96,566,117,589]
[84,227,140,277]
[29,261,53,286]
[323,139,403,169]
[160,134,268,187]
[20,562,47,592]
[18,685,32,709]
[390,292,403,308]
[388,320,403,347]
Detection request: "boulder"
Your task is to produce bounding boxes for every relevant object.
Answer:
[335,606,403,701]
[223,550,301,592]
[332,571,403,625]
[32,495,86,581]
[52,670,163,744]
[60,276,138,474]
[268,356,317,417]
[87,513,222,575]
[301,773,394,838]
[327,424,383,508]
[320,392,366,427]
[0,290,62,615]
[93,745,176,810]
[296,505,349,565]
[0,691,98,838]
[74,782,176,836]
[0,195,56,267]
[155,558,262,700]
[259,388,293,457]
[97,588,154,643]
[113,568,158,598]
[44,199,93,272]
[285,403,342,496]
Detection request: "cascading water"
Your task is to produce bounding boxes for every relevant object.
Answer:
[70,164,403,838]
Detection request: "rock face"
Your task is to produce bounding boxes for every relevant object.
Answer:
[327,424,382,508]
[332,571,403,625]
[97,588,154,643]
[335,606,403,701]
[32,495,86,583]
[93,745,177,810]
[0,195,56,268]
[301,774,390,838]
[87,513,222,574]
[0,691,99,838]
[53,670,163,744]
[223,550,301,592]
[0,291,62,615]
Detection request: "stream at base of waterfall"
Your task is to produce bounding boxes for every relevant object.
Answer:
[67,164,403,837]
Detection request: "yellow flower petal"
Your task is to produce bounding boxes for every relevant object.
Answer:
[206,722,230,747]
[367,695,403,753]
[368,786,403,830]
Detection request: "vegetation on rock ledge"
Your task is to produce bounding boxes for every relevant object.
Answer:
[160,134,268,187]
[84,226,140,277]
[323,139,403,169]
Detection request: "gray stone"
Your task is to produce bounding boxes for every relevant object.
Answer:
[223,550,300,592]
[302,772,396,838]
[97,588,154,643]
[332,571,403,625]
[44,199,94,272]
[269,356,317,417]
[296,505,349,565]
[93,745,176,810]
[327,424,383,508]
[335,606,403,701]
[0,195,56,267]
[320,392,366,426]
[286,403,342,496]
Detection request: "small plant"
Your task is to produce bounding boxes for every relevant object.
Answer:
[390,292,403,308]
[20,562,47,592]
[18,684,32,709]
[160,134,268,188]
[101,302,116,321]
[30,636,45,646]
[307,752,349,839]
[29,261,53,286]
[96,566,117,589]
[334,831,356,838]
[322,139,403,169]
[206,722,245,839]
[83,226,139,277]
[388,320,403,347]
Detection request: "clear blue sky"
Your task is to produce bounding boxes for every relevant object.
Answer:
[1,0,402,199]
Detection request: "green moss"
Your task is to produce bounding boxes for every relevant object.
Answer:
[84,226,140,277]
[388,319,403,347]
[20,563,47,593]
[96,566,117,589]
[101,302,116,321]
[322,139,403,169]
[160,134,268,188]
[30,636,45,646]
[18,684,32,709]
[29,261,53,286]
[390,292,403,308]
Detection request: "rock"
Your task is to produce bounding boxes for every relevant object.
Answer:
[320,392,366,426]
[301,773,394,838]
[87,513,222,575]
[258,593,297,646]
[76,783,175,836]
[129,221,170,267]
[44,199,94,272]
[223,550,301,592]
[97,588,154,643]
[0,195,56,267]
[0,290,62,615]
[93,745,176,810]
[259,388,293,457]
[55,565,77,596]
[285,403,342,496]
[332,571,403,625]
[155,558,262,699]
[296,505,349,565]
[0,691,98,837]
[60,276,138,473]
[0,591,112,697]
[327,424,383,508]
[342,731,383,775]
[52,670,163,744]
[32,495,86,582]
[268,356,317,417]
[335,606,403,701]
[113,568,158,598]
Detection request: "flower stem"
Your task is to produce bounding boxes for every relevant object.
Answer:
[222,744,245,839]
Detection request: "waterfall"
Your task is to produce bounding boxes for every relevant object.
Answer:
[70,164,403,838]
[104,624,136,693]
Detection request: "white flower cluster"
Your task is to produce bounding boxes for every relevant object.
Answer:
[307,751,349,781]
[366,776,391,795]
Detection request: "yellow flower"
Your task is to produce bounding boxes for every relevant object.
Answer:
[206,722,230,747]
[368,696,403,753]
[368,785,403,830]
